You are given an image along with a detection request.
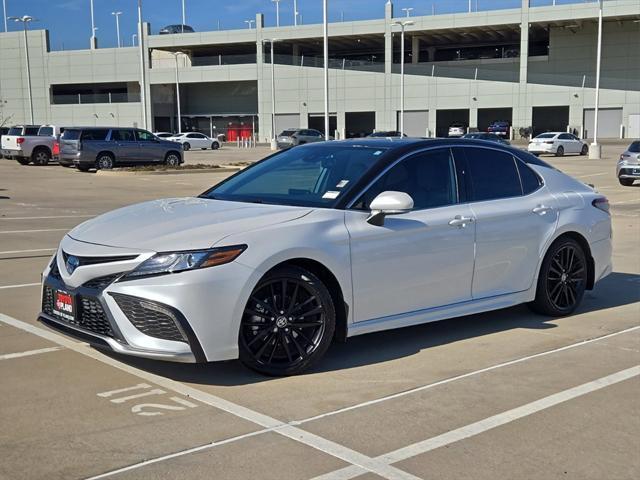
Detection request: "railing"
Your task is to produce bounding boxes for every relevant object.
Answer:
[270,53,386,73]
[191,53,257,67]
[51,92,141,105]
[395,63,520,83]
[527,71,639,91]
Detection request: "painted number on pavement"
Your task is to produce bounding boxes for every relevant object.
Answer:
[97,383,199,416]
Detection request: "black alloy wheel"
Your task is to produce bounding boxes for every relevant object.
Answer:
[32,149,51,166]
[530,238,587,316]
[239,266,335,376]
[580,144,588,155]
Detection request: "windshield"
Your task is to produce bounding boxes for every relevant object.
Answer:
[279,130,297,137]
[202,145,388,208]
[462,133,481,138]
[536,133,556,139]
[628,141,640,153]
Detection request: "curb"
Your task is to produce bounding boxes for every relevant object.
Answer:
[95,166,244,177]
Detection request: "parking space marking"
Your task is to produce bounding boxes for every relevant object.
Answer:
[0,283,40,290]
[0,248,56,255]
[0,215,94,220]
[97,383,200,416]
[0,346,62,361]
[577,172,609,178]
[0,312,418,480]
[294,325,640,427]
[312,365,640,480]
[0,228,68,234]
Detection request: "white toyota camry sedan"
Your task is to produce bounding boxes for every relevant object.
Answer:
[40,139,612,375]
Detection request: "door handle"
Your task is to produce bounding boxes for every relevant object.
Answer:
[532,205,553,215]
[449,216,474,227]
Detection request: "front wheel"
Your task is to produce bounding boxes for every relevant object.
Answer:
[619,178,635,187]
[15,157,30,165]
[529,238,588,316]
[211,142,220,150]
[555,146,564,157]
[164,152,181,167]
[239,266,336,376]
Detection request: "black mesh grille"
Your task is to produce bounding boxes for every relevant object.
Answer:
[62,251,139,266]
[111,293,186,342]
[49,260,61,280]
[82,273,122,290]
[42,285,114,337]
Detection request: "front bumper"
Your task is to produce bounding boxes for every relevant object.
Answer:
[617,163,640,179]
[528,143,554,154]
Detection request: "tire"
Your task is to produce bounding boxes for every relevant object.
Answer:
[580,145,588,156]
[555,146,564,157]
[15,157,30,165]
[239,265,336,376]
[96,153,115,170]
[32,149,51,166]
[164,152,181,167]
[529,237,588,317]
[211,142,220,150]
[182,142,191,151]
[77,165,91,172]
[619,178,635,187]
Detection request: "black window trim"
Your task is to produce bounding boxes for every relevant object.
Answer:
[346,146,461,212]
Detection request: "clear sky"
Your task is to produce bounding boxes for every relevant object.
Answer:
[1,0,585,51]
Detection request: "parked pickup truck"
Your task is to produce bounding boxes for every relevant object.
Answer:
[1,125,62,165]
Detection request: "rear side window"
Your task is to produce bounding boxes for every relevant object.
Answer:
[61,129,81,140]
[517,161,542,195]
[8,127,22,135]
[38,127,54,136]
[25,127,40,135]
[81,129,109,141]
[462,147,522,201]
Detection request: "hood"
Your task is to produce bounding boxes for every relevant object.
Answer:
[68,197,312,251]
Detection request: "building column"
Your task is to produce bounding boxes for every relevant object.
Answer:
[337,111,346,140]
[411,36,420,64]
[384,0,394,130]
[142,22,152,130]
[469,107,478,131]
[292,44,300,66]
[255,13,269,142]
[427,46,436,62]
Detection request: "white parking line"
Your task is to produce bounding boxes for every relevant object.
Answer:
[312,365,640,480]
[0,313,417,480]
[577,172,609,178]
[0,215,94,220]
[0,346,62,361]
[0,248,56,255]
[0,283,40,290]
[0,228,68,234]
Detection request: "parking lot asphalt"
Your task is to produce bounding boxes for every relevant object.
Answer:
[0,143,638,480]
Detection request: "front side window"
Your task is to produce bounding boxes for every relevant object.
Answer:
[136,130,155,142]
[203,145,387,208]
[353,148,457,211]
[463,147,522,201]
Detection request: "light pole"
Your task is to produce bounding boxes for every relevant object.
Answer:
[132,33,137,46]
[2,0,7,32]
[137,0,148,129]
[263,39,279,150]
[294,0,298,26]
[323,0,329,140]
[402,8,413,17]
[272,0,281,27]
[245,19,255,29]
[170,52,185,134]
[89,0,96,48]
[112,11,122,48]
[392,20,414,137]
[181,0,186,33]
[8,15,34,124]
[589,0,603,159]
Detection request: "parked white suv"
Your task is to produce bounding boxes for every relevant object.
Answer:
[1,125,62,165]
[528,132,588,157]
[168,132,221,151]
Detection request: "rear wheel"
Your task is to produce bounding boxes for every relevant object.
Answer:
[211,142,220,150]
[529,237,588,316]
[96,153,114,170]
[239,266,335,376]
[15,157,30,165]
[182,142,191,151]
[619,178,635,187]
[555,146,564,157]
[580,144,588,156]
[32,149,51,166]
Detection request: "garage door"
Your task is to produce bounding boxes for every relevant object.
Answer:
[628,114,640,139]
[274,114,300,135]
[399,110,429,137]
[583,108,622,139]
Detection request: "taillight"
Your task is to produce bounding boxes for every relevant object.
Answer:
[16,137,25,144]
[592,197,610,214]
[544,141,554,144]
[52,141,60,155]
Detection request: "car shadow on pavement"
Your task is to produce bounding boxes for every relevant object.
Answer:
[106,271,640,386]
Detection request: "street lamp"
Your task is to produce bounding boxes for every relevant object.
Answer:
[111,11,122,48]
[391,20,414,137]
[263,39,279,150]
[245,19,255,29]
[2,0,7,32]
[589,0,604,159]
[402,8,413,17]
[181,0,186,33]
[323,0,329,140]
[137,0,148,129]
[8,15,34,124]
[169,51,185,134]
[89,0,96,48]
[132,33,137,46]
[294,0,298,26]
[272,0,281,27]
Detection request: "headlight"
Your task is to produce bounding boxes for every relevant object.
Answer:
[125,245,247,279]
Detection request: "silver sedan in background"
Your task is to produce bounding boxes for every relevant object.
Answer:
[617,140,640,186]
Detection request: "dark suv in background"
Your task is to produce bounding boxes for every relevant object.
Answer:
[59,127,183,171]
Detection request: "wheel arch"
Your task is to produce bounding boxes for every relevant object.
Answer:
[263,258,349,343]
[540,231,595,291]
[32,145,52,157]
[95,150,115,161]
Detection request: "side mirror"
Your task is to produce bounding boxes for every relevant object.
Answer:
[366,191,414,226]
